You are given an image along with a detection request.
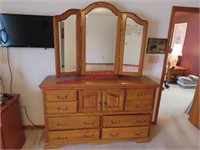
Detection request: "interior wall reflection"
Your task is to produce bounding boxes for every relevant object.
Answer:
[123,18,143,72]
[59,15,77,72]
[85,8,117,71]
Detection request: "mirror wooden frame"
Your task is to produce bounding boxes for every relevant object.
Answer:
[54,9,81,77]
[81,2,122,75]
[119,13,148,76]
[53,2,148,77]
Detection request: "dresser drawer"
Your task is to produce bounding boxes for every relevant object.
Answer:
[102,115,151,127]
[46,102,77,114]
[125,100,153,112]
[48,129,99,143]
[126,89,154,101]
[48,116,100,130]
[102,127,149,140]
[45,90,77,101]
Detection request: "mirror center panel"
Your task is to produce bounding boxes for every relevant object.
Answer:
[86,8,117,71]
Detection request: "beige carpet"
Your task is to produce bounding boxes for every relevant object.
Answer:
[22,84,200,150]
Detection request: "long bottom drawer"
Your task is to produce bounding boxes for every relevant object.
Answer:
[48,129,99,143]
[102,126,149,140]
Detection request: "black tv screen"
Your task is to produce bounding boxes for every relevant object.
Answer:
[0,14,54,48]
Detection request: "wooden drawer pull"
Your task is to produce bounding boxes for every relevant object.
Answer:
[134,131,143,136]
[135,120,145,124]
[109,133,119,137]
[57,107,68,112]
[83,121,94,126]
[83,134,94,139]
[57,95,68,100]
[136,104,144,109]
[137,93,146,98]
[57,136,67,141]
[57,122,67,127]
[109,120,120,125]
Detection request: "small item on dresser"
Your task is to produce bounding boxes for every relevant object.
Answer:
[3,93,14,100]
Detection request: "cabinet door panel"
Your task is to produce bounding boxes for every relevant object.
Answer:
[79,90,102,112]
[102,90,125,112]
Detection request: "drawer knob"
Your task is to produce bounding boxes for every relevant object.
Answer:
[104,101,107,106]
[57,122,67,127]
[109,133,119,137]
[134,131,143,136]
[137,93,146,98]
[57,136,67,141]
[83,134,94,139]
[135,120,145,124]
[136,104,144,109]
[57,107,68,112]
[83,121,94,126]
[109,120,120,125]
[57,95,68,100]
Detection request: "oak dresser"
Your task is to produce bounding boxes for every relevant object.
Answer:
[40,75,159,148]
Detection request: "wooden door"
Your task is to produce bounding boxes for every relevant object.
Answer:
[79,90,102,112]
[189,80,199,129]
[102,90,125,112]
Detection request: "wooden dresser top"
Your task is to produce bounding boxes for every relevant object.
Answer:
[39,75,159,89]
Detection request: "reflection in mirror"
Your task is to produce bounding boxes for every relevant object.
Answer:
[59,15,77,72]
[123,18,143,72]
[85,8,117,71]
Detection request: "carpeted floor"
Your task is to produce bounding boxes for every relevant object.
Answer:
[22,84,200,150]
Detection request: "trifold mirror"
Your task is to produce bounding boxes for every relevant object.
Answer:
[54,2,148,77]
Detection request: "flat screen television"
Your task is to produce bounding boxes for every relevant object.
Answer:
[0,14,54,48]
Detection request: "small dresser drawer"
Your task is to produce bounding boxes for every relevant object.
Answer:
[125,100,153,112]
[48,129,99,143]
[102,127,149,140]
[46,102,77,114]
[102,115,151,127]
[48,116,100,130]
[126,89,154,101]
[45,90,77,101]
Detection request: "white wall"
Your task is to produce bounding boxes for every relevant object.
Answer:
[0,0,199,125]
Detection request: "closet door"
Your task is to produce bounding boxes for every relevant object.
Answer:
[189,80,200,129]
